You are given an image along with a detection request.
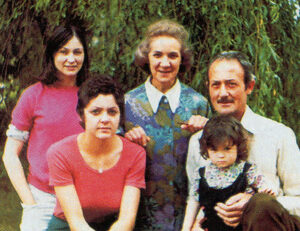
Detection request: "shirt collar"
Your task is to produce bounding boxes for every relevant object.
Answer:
[145,77,181,113]
[240,105,257,134]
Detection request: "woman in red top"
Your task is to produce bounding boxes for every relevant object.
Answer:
[47,74,146,231]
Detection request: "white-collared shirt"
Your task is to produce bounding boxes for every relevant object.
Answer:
[145,77,181,113]
[186,105,300,216]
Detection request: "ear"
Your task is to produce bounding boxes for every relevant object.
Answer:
[206,80,209,88]
[246,79,255,95]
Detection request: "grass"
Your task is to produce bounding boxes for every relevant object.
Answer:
[0,148,24,231]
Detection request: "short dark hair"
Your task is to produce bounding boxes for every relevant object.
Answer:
[207,51,254,88]
[135,19,193,74]
[199,114,251,162]
[76,74,124,128]
[39,24,89,86]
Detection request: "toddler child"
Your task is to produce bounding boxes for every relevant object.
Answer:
[182,114,274,231]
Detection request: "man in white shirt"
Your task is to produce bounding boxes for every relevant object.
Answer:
[184,51,300,231]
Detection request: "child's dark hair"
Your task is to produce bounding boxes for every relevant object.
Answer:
[76,74,124,128]
[199,114,251,162]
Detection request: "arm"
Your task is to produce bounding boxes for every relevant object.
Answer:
[109,186,140,231]
[55,185,94,231]
[124,126,150,147]
[276,127,300,215]
[2,137,35,205]
[181,200,201,231]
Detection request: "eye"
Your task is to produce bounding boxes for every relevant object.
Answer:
[228,82,237,88]
[108,109,118,116]
[152,52,162,58]
[90,108,101,115]
[211,82,220,88]
[59,49,68,54]
[169,53,179,59]
[74,49,83,55]
[224,145,232,150]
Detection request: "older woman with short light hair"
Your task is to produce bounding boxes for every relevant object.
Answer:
[124,19,210,231]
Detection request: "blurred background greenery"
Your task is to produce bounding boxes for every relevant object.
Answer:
[0,0,299,230]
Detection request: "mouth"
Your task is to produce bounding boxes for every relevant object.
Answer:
[98,127,111,131]
[158,70,172,74]
[65,66,77,70]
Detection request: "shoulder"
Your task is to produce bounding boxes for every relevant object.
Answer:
[125,84,146,98]
[120,136,146,158]
[180,83,209,111]
[181,83,208,101]
[249,110,295,137]
[18,82,44,99]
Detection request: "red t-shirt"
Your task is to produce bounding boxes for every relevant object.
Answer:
[47,134,146,222]
[11,82,83,193]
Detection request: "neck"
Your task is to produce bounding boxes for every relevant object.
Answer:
[234,107,247,121]
[151,78,176,94]
[78,133,120,157]
[55,74,77,87]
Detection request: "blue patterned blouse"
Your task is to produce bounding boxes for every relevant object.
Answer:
[125,81,210,231]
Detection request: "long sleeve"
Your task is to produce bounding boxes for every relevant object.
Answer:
[276,126,300,216]
[186,131,208,202]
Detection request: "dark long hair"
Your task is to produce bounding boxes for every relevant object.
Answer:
[39,25,89,86]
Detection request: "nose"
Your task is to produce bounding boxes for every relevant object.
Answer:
[100,111,110,123]
[216,152,225,158]
[219,84,229,97]
[160,56,170,67]
[67,53,75,63]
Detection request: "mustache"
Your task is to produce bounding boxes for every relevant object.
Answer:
[217,97,234,104]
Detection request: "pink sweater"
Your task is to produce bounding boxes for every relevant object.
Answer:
[11,82,83,193]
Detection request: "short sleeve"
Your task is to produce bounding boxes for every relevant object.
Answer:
[47,143,74,187]
[125,146,146,189]
[11,83,42,131]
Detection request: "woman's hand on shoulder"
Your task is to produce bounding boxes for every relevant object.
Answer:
[124,126,150,147]
[181,115,208,133]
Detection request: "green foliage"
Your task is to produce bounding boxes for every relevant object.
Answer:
[0,0,299,147]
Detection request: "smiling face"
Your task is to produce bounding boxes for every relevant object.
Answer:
[148,35,182,93]
[83,94,120,140]
[207,141,238,169]
[208,59,254,120]
[54,35,84,83]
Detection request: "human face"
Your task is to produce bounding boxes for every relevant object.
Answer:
[208,59,254,121]
[207,142,238,169]
[83,94,120,140]
[54,35,84,82]
[148,35,181,93]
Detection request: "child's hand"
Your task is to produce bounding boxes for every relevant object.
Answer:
[258,188,276,196]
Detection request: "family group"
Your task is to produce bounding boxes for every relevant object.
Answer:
[2,19,300,231]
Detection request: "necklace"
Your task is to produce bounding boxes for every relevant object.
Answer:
[98,168,103,174]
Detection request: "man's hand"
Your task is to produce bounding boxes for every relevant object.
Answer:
[181,115,208,133]
[214,193,252,227]
[124,126,150,147]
